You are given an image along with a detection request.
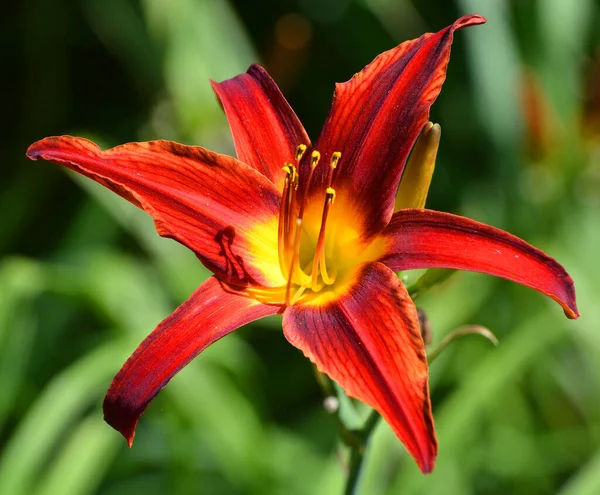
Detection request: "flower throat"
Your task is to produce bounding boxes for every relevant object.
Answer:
[277,145,341,305]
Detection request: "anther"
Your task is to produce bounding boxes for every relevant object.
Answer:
[326,187,336,203]
[330,152,341,169]
[325,151,341,189]
[310,150,321,168]
[295,144,307,162]
[283,163,298,186]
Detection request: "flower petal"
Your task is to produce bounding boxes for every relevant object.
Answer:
[27,136,284,286]
[310,14,486,237]
[212,64,311,189]
[283,262,437,473]
[379,209,579,319]
[103,276,280,445]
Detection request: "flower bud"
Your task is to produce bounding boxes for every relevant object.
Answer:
[395,122,441,210]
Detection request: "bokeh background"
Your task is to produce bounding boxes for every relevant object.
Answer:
[3,0,600,493]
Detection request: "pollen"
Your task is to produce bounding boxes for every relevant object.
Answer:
[295,144,307,161]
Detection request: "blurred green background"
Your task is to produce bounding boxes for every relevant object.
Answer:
[3,0,600,493]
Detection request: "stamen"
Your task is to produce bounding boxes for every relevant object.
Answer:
[319,247,337,285]
[297,150,321,220]
[287,166,298,231]
[330,151,341,169]
[278,164,294,278]
[285,164,299,253]
[311,150,321,167]
[290,285,307,305]
[311,187,337,289]
[295,144,307,162]
[326,151,341,188]
[285,218,302,305]
[245,286,288,305]
[279,147,343,305]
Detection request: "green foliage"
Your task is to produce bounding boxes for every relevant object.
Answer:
[4,0,600,493]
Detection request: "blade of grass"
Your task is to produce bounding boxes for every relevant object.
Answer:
[0,342,127,495]
[0,257,45,430]
[387,311,575,494]
[33,414,122,495]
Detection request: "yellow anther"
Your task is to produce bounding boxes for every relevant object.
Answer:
[292,165,300,183]
[330,151,341,169]
[310,150,321,168]
[282,163,298,186]
[326,187,336,203]
[295,144,307,162]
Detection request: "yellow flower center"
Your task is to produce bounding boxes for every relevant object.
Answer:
[274,145,384,306]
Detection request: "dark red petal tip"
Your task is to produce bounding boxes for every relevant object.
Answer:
[454,13,487,29]
[26,140,44,158]
[103,399,137,447]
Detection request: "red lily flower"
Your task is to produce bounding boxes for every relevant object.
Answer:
[26,14,578,474]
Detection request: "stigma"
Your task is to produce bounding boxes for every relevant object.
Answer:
[277,146,341,305]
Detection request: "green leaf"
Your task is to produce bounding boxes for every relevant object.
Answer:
[33,414,121,495]
[0,343,127,495]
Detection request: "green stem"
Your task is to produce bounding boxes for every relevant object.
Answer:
[343,410,380,494]
[426,324,498,362]
[344,445,364,495]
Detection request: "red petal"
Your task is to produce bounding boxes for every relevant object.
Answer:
[379,209,579,319]
[212,65,311,188]
[103,276,280,445]
[309,14,486,237]
[27,136,284,287]
[283,262,437,473]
